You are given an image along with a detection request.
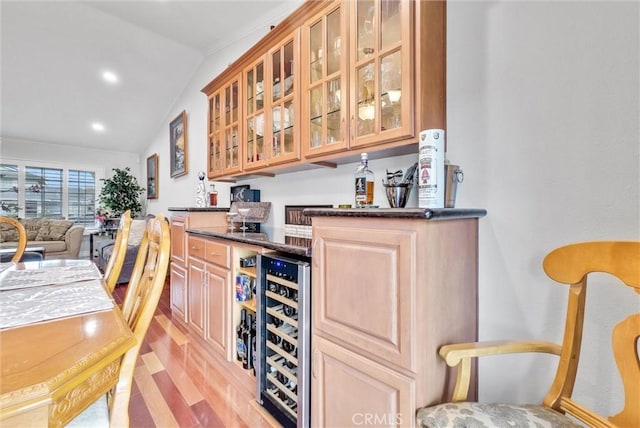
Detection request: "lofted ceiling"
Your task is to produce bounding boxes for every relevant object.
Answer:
[0,0,300,154]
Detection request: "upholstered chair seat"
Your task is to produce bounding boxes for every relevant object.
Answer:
[417,402,583,428]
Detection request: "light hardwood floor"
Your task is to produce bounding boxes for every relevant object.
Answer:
[112,282,277,428]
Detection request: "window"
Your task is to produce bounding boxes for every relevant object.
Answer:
[0,164,19,216]
[25,166,63,218]
[68,170,97,226]
[0,162,102,227]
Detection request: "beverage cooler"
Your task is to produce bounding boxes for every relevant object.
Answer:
[256,254,311,428]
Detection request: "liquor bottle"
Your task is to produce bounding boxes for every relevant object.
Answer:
[208,183,218,207]
[243,314,253,370]
[268,281,279,293]
[355,152,374,206]
[236,309,247,362]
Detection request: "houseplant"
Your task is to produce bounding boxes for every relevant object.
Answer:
[98,167,145,218]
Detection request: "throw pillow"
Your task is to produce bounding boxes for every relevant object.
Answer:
[22,218,43,240]
[36,219,74,241]
[128,219,147,246]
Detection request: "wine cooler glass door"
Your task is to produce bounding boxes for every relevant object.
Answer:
[256,254,310,428]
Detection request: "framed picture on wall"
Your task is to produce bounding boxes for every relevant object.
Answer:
[146,153,158,199]
[170,110,188,178]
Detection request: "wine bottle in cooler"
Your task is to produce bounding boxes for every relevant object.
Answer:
[236,309,247,362]
[243,314,254,370]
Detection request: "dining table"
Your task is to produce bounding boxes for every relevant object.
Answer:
[0,259,136,427]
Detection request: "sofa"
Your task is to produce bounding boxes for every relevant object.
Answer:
[0,218,84,259]
[95,218,148,285]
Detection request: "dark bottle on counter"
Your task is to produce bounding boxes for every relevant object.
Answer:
[236,309,247,362]
[243,314,254,370]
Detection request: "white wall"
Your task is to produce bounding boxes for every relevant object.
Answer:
[0,136,142,190]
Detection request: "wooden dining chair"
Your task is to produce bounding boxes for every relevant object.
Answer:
[67,214,171,428]
[417,240,640,428]
[102,210,132,293]
[0,216,27,263]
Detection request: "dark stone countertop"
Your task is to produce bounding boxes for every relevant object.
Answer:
[302,207,487,220]
[168,207,230,212]
[186,226,311,258]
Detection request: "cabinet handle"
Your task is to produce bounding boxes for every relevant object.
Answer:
[209,252,219,257]
[341,117,346,141]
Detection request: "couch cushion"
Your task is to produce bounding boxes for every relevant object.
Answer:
[0,223,19,243]
[36,219,74,241]
[128,219,147,246]
[28,240,67,253]
[21,218,43,240]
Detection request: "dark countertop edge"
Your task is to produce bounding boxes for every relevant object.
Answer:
[168,207,230,212]
[186,228,311,258]
[302,207,487,220]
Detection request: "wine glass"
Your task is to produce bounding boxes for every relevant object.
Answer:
[226,211,238,232]
[237,208,251,232]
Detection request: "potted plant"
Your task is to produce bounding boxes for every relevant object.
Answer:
[98,167,145,219]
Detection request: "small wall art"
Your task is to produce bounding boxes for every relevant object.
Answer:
[146,153,158,199]
[170,110,188,178]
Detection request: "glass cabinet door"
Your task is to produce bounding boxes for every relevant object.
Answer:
[222,75,242,174]
[244,57,268,170]
[302,2,348,158]
[268,31,300,166]
[207,91,224,178]
[350,0,412,147]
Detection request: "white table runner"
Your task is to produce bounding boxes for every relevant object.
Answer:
[0,263,102,291]
[0,279,114,329]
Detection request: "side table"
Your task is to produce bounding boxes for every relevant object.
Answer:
[89,231,116,260]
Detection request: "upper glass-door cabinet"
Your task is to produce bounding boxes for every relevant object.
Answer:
[244,56,269,171]
[208,91,224,178]
[350,0,413,148]
[267,31,300,166]
[208,73,242,177]
[302,1,348,158]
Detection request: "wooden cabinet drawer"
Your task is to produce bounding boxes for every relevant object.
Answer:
[187,236,206,260]
[205,240,230,268]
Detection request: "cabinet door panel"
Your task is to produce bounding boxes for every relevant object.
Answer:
[313,224,417,371]
[170,263,188,324]
[170,216,187,264]
[312,336,415,427]
[205,264,231,359]
[188,259,205,338]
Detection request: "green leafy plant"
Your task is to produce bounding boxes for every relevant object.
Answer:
[98,167,145,218]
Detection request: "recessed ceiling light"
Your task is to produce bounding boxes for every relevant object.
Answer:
[92,122,105,132]
[102,70,119,84]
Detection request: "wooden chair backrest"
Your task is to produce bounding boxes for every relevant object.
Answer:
[0,217,27,263]
[107,214,170,427]
[542,240,640,427]
[103,210,132,293]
